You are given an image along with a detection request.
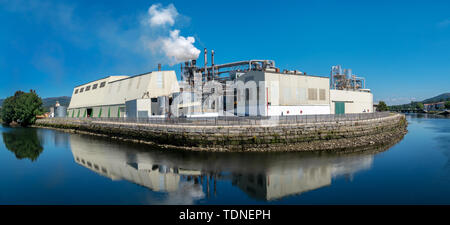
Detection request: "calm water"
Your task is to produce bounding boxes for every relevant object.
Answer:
[1,114,450,205]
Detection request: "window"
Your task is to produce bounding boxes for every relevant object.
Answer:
[92,83,98,89]
[100,82,106,88]
[80,87,84,93]
[308,88,317,100]
[85,85,91,91]
[74,89,78,94]
[151,98,158,103]
[319,89,326,100]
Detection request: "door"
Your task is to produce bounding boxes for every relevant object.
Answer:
[335,102,345,115]
[86,108,93,117]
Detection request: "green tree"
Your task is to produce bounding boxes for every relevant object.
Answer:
[416,102,424,110]
[377,101,389,111]
[1,94,20,124]
[445,101,450,110]
[0,90,44,126]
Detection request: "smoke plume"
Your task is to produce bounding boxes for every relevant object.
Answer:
[146,3,178,27]
[160,30,200,65]
[143,3,200,65]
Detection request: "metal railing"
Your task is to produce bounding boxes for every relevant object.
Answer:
[45,112,393,126]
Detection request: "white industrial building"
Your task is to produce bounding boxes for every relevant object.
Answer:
[67,52,373,118]
[232,70,331,116]
[67,71,179,118]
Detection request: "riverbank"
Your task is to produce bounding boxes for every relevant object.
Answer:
[34,113,407,152]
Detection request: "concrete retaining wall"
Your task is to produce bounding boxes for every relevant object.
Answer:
[35,113,407,152]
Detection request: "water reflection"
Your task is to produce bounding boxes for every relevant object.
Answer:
[2,127,43,162]
[69,133,402,202]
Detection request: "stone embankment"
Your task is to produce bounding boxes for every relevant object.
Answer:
[35,113,407,152]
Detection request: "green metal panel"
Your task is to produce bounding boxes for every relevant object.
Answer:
[108,107,110,118]
[335,102,345,115]
[71,110,74,118]
[98,108,102,118]
[77,110,80,118]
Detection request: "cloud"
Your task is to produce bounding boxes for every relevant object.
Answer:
[146,3,178,27]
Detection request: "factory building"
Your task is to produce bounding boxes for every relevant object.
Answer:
[232,70,330,116]
[67,70,179,118]
[67,49,373,118]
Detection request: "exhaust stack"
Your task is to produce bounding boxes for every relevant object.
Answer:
[211,50,215,79]
[204,48,208,80]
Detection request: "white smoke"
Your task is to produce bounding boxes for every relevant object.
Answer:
[160,30,200,65]
[143,3,200,65]
[146,3,178,27]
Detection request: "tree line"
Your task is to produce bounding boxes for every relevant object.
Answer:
[389,100,450,111]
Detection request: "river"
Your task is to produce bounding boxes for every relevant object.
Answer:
[1,114,450,204]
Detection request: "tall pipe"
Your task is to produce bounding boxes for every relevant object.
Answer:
[211,50,215,79]
[204,48,208,80]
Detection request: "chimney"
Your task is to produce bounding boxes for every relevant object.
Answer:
[204,48,208,78]
[158,63,161,71]
[211,50,215,79]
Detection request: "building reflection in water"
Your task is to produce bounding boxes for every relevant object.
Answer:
[69,133,400,202]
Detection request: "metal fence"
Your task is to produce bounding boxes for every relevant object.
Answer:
[45,112,392,126]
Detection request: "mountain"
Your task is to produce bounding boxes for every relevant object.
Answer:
[0,96,71,112]
[422,93,450,103]
[42,96,71,111]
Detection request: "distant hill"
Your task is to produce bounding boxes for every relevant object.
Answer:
[0,96,71,112]
[42,96,71,111]
[422,93,450,103]
[388,92,450,111]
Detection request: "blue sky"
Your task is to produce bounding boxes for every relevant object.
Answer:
[1,0,449,105]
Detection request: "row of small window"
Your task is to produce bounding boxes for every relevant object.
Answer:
[74,81,106,94]
[75,156,108,174]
